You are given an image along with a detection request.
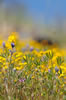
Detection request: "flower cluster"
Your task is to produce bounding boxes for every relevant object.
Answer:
[0,32,65,100]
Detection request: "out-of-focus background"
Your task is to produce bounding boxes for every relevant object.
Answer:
[0,0,66,47]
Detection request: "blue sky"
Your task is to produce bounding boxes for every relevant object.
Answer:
[19,0,66,23]
[20,0,66,15]
[4,0,66,23]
